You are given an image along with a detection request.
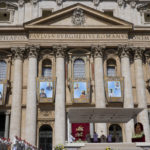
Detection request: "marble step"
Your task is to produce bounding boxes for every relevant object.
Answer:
[80,143,143,150]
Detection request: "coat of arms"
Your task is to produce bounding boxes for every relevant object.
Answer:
[72,8,85,25]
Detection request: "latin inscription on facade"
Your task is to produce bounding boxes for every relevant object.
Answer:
[29,32,128,40]
[0,34,27,41]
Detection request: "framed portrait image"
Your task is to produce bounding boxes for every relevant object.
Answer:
[72,79,90,103]
[37,78,56,103]
[0,80,7,105]
[105,77,124,103]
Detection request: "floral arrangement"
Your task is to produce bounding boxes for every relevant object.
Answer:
[54,144,66,150]
[105,147,111,150]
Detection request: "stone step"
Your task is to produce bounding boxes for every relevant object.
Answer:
[79,143,143,150]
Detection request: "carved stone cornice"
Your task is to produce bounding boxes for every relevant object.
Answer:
[93,0,100,6]
[133,47,145,60]
[27,45,40,58]
[18,0,25,7]
[56,0,63,6]
[91,45,106,58]
[72,8,85,26]
[53,45,67,58]
[30,0,38,5]
[118,45,130,58]
[11,47,25,60]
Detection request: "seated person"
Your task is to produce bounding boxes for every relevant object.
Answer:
[132,122,145,142]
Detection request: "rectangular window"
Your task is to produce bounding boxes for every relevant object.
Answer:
[107,66,116,77]
[42,10,52,17]
[0,11,10,21]
[144,13,150,23]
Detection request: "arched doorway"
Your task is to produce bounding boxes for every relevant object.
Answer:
[109,124,122,142]
[39,125,52,150]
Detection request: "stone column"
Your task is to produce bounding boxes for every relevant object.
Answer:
[53,45,67,145]
[134,48,150,142]
[119,45,134,142]
[92,45,107,136]
[10,47,25,141]
[4,111,10,138]
[25,45,39,145]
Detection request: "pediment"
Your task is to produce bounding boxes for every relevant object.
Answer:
[0,1,18,9]
[25,3,132,29]
[137,3,150,11]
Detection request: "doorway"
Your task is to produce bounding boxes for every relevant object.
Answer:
[39,125,52,150]
[0,113,5,137]
[109,124,123,142]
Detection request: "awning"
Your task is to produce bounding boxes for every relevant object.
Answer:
[68,108,143,123]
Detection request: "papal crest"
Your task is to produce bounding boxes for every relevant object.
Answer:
[72,8,85,25]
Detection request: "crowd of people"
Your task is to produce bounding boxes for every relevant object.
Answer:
[12,136,38,150]
[0,136,39,150]
[0,137,11,150]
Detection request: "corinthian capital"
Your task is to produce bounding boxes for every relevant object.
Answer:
[91,45,105,58]
[118,45,130,58]
[133,47,145,60]
[53,45,67,58]
[11,47,25,60]
[27,45,40,58]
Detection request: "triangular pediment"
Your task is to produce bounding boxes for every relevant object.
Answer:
[25,3,132,29]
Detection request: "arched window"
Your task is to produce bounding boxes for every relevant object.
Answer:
[39,125,52,150]
[73,58,85,78]
[42,59,52,77]
[0,60,7,80]
[109,124,122,142]
[107,59,116,77]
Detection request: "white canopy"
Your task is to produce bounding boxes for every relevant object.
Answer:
[68,108,143,123]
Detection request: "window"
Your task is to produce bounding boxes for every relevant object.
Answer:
[39,125,52,150]
[0,11,10,21]
[107,59,116,77]
[0,2,16,23]
[0,60,7,80]
[144,13,150,22]
[109,124,123,142]
[42,9,52,17]
[73,58,85,79]
[42,59,52,77]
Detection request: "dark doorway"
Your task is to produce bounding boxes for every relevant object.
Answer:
[109,124,123,142]
[0,113,5,137]
[39,125,52,150]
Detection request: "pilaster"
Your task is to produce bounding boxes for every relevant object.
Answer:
[25,45,39,145]
[10,47,25,141]
[92,45,107,137]
[133,47,150,142]
[53,45,67,145]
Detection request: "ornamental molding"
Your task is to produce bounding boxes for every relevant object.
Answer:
[91,45,106,58]
[11,47,25,60]
[30,0,38,5]
[72,8,85,26]
[53,45,67,58]
[93,0,100,6]
[117,0,138,8]
[133,47,145,60]
[56,0,63,6]
[118,45,131,58]
[18,0,25,7]
[27,45,40,58]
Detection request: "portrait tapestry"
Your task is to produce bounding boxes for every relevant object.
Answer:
[105,77,124,103]
[37,78,55,103]
[72,79,90,103]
